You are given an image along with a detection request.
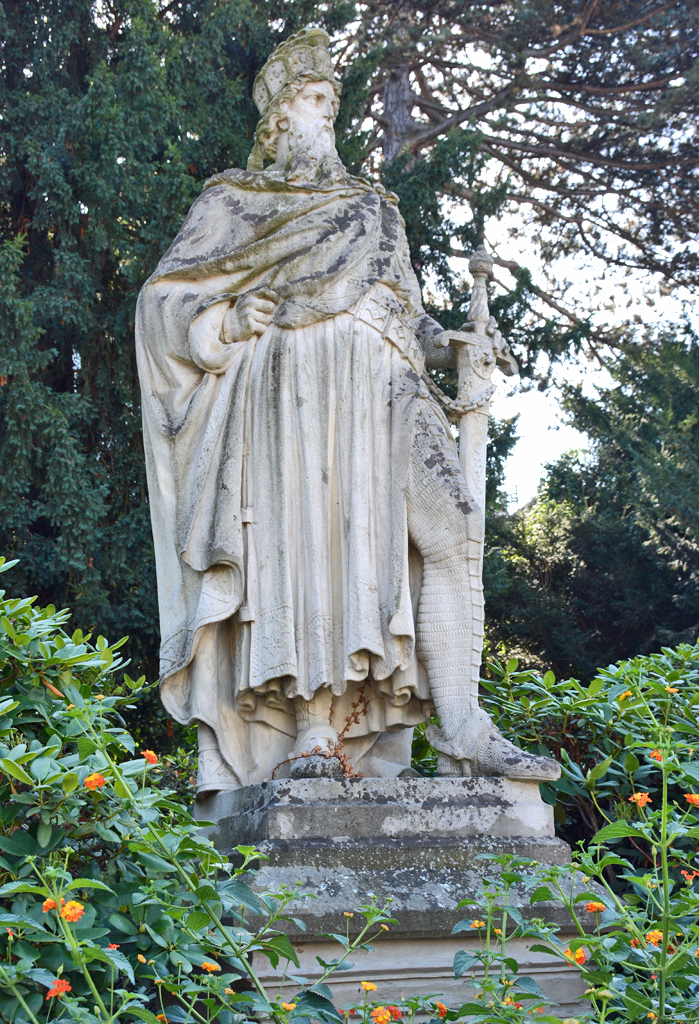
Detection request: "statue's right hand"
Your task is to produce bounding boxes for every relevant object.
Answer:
[222,289,279,344]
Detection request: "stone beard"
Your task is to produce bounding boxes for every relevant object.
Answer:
[136,29,558,793]
[282,112,347,187]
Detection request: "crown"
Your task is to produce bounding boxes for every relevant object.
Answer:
[252,27,338,118]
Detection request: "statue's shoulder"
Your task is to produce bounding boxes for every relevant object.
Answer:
[201,167,258,192]
[201,167,301,195]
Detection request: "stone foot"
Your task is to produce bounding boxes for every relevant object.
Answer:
[289,752,344,779]
[427,712,560,782]
[289,723,343,779]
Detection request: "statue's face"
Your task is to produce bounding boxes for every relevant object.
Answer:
[286,80,336,130]
[276,79,337,161]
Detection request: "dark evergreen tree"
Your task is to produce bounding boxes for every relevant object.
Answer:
[1,0,696,729]
[484,326,699,680]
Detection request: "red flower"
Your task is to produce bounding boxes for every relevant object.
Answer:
[107,943,120,949]
[387,1008,402,1021]
[141,749,158,766]
[42,898,58,912]
[47,978,71,999]
[435,1003,448,1020]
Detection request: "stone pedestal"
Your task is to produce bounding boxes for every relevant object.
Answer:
[196,779,587,1017]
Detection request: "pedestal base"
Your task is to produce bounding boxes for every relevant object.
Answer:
[195,779,587,1016]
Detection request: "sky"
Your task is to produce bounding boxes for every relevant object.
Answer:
[490,378,588,509]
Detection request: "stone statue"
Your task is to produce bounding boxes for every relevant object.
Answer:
[136,27,559,794]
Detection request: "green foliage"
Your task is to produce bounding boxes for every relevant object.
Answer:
[480,645,699,857]
[0,558,396,1022]
[483,328,699,681]
[0,0,356,695]
[5,563,699,1023]
[444,646,699,1023]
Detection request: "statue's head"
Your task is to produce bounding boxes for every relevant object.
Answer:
[247,28,343,176]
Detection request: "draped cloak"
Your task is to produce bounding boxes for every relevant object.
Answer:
[136,168,446,788]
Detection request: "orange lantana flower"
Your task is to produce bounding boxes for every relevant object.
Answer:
[686,794,699,808]
[84,772,105,791]
[650,750,663,762]
[361,982,377,992]
[47,979,71,999]
[371,1009,392,1024]
[646,930,663,947]
[42,898,57,912]
[141,750,158,765]
[585,902,606,913]
[564,947,587,965]
[201,961,220,973]
[281,1004,296,1012]
[435,1002,448,1020]
[60,900,84,923]
[629,792,652,807]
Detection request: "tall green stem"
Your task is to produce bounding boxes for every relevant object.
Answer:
[659,760,669,1021]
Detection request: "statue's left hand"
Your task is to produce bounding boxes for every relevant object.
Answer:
[223,289,280,344]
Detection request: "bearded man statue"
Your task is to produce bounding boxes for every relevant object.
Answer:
[136,28,559,794]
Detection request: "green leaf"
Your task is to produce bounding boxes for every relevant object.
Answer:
[588,678,604,697]
[453,950,479,978]
[263,933,300,969]
[184,910,210,932]
[83,945,134,984]
[66,878,115,893]
[124,1008,161,1024]
[217,876,264,914]
[134,850,177,874]
[593,821,648,842]
[77,736,97,759]
[108,911,138,935]
[529,885,555,904]
[112,776,132,799]
[588,755,613,782]
[1,758,34,786]
[62,772,79,794]
[622,986,651,1021]
[36,821,52,848]
[515,977,544,997]
[624,752,640,772]
[0,881,46,896]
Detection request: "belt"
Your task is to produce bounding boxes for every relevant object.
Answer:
[352,294,425,375]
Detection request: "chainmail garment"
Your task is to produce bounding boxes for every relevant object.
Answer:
[407,400,484,733]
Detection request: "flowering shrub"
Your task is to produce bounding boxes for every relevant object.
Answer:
[478,643,699,859]
[2,556,699,1024]
[520,648,699,1022]
[0,559,393,1023]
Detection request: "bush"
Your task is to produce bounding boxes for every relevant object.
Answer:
[3,558,699,1024]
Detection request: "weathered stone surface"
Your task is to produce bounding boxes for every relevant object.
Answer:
[254,934,587,1017]
[196,777,556,845]
[200,780,585,1015]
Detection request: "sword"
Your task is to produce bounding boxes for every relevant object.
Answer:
[434,246,518,705]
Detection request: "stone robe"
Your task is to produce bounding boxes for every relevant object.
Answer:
[136,168,449,788]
